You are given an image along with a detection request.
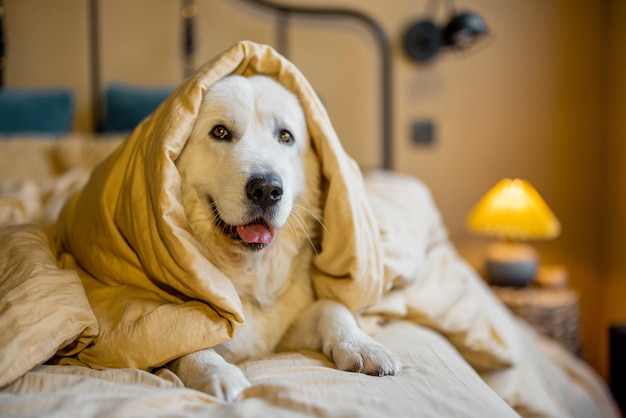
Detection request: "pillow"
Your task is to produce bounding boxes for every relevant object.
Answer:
[0,88,75,135]
[0,224,98,387]
[100,83,174,133]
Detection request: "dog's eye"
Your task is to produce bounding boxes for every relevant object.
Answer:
[279,130,294,144]
[210,125,231,140]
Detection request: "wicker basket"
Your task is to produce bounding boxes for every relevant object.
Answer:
[492,286,582,355]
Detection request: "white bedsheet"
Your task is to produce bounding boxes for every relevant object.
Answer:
[1,322,518,418]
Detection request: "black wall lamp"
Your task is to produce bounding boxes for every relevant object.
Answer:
[403,1,489,64]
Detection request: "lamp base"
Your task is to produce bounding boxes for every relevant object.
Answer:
[484,242,538,287]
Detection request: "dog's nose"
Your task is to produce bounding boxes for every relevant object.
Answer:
[246,175,283,209]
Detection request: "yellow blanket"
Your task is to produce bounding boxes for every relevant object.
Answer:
[53,41,386,370]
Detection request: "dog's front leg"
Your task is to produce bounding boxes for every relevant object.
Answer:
[278,299,401,376]
[168,348,251,401]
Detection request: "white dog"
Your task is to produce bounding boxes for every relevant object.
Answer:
[172,75,400,401]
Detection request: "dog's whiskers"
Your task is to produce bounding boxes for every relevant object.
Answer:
[288,217,318,256]
[289,209,319,256]
[293,201,328,236]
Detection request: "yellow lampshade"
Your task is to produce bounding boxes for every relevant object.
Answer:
[466,178,561,241]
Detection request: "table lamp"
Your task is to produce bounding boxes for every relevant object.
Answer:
[466,178,561,287]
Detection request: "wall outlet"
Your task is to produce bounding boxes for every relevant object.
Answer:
[411,120,436,146]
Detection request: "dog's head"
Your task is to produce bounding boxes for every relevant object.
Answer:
[177,75,318,258]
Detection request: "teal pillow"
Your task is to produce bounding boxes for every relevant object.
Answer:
[101,83,173,133]
[0,88,75,135]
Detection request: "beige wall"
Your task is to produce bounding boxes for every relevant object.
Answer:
[3,0,624,378]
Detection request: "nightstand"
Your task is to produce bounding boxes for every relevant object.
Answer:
[491,284,582,356]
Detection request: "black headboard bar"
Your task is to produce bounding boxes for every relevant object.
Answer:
[242,0,393,170]
[86,0,393,169]
[0,0,6,89]
[275,8,290,56]
[182,0,197,78]
[89,0,101,131]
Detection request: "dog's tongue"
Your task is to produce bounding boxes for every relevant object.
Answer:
[236,223,275,244]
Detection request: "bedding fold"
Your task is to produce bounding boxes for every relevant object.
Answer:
[0,224,98,387]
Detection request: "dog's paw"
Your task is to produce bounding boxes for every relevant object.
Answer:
[327,336,401,376]
[169,351,252,402]
[191,363,252,401]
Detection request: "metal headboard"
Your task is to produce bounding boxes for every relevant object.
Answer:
[87,0,393,169]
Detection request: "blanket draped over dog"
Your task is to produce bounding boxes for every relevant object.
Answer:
[53,41,386,370]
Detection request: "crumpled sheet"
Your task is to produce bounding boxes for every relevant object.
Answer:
[0,323,520,418]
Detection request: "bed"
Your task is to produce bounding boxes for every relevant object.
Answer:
[0,2,620,418]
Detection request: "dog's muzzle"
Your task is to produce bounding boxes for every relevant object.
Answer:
[211,174,286,250]
[231,174,282,246]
